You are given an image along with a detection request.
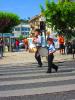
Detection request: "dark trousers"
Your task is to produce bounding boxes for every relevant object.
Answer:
[0,46,3,57]
[48,54,58,72]
[35,50,42,66]
[16,45,19,52]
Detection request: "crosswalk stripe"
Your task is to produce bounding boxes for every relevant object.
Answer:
[0,61,75,98]
[0,66,47,71]
[0,64,74,69]
[0,70,75,79]
[0,75,75,86]
[0,84,75,97]
[0,66,74,72]
[0,69,46,74]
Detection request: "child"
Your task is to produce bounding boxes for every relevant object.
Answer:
[47,38,58,73]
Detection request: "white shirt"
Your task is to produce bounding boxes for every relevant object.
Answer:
[36,35,41,44]
[35,35,41,47]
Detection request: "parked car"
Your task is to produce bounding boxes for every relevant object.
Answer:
[19,41,25,49]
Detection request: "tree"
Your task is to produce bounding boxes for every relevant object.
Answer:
[0,12,20,33]
[0,12,20,54]
[60,0,74,2]
[41,0,75,40]
[18,34,25,40]
[20,19,29,24]
[20,17,30,24]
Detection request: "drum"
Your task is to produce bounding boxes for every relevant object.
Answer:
[39,47,48,57]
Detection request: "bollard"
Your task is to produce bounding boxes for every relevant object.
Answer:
[72,39,75,59]
[72,49,75,59]
[0,47,3,58]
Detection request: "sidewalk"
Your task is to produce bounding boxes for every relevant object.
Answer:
[0,51,74,66]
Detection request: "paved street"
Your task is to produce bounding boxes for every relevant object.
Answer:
[0,51,75,100]
[0,51,73,65]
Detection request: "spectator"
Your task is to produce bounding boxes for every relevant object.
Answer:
[15,39,19,52]
[0,38,3,57]
[58,34,65,55]
[23,38,28,51]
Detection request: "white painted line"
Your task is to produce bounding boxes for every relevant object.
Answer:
[0,73,47,78]
[0,70,75,79]
[0,66,73,72]
[0,67,47,71]
[0,84,75,97]
[0,75,75,86]
[0,69,46,74]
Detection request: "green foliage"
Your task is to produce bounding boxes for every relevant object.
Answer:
[0,12,20,33]
[41,0,75,40]
[18,34,26,40]
[20,19,29,24]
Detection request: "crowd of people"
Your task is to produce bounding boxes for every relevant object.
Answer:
[0,37,29,58]
[11,38,29,52]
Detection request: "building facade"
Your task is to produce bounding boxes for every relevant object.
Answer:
[29,14,52,36]
[12,23,31,38]
[29,14,41,35]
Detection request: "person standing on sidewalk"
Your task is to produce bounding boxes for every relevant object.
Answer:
[58,34,65,55]
[23,38,28,51]
[47,38,58,73]
[15,39,19,52]
[33,29,42,67]
[0,38,3,58]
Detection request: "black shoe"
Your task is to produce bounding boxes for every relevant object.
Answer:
[38,64,42,67]
[55,66,58,72]
[46,70,51,73]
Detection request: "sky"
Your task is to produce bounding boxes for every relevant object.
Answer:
[0,0,57,19]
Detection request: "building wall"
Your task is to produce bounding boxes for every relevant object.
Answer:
[12,23,31,38]
[29,15,41,35]
[29,14,52,37]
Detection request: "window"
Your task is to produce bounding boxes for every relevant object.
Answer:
[21,27,30,32]
[21,27,27,31]
[15,27,20,31]
[25,32,29,35]
[21,32,29,36]
[27,28,30,31]
[12,28,14,31]
[22,32,24,35]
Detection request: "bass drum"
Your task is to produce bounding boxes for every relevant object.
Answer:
[39,47,48,57]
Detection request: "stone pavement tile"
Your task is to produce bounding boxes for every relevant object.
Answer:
[0,51,74,66]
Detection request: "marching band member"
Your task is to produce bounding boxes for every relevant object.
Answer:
[33,29,42,67]
[47,38,58,73]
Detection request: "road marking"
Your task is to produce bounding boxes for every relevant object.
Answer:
[0,75,75,86]
[0,84,75,97]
